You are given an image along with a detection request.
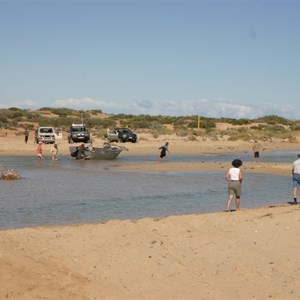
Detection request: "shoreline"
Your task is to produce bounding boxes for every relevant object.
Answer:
[1,134,300,156]
[0,200,295,232]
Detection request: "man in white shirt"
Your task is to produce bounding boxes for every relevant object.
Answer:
[292,154,300,204]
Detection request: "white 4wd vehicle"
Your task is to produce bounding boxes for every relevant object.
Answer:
[35,127,56,144]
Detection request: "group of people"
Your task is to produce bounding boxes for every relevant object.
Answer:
[36,141,59,161]
[35,137,300,210]
[159,140,300,211]
[23,128,58,160]
[159,140,262,162]
[225,152,300,212]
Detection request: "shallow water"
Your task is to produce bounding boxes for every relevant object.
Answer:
[0,152,295,229]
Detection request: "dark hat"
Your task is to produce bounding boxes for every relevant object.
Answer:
[232,159,243,168]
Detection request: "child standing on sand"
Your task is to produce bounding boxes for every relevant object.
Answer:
[225,159,243,212]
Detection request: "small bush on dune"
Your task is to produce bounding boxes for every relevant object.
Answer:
[176,128,189,137]
[188,134,198,141]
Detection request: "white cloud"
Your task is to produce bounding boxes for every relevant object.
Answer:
[1,99,40,108]
[51,97,119,109]
[10,96,294,119]
[130,99,294,119]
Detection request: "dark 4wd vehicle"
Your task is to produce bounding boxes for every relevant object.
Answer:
[106,127,137,143]
[68,124,90,143]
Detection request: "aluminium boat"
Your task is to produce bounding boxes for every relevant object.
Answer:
[69,143,127,160]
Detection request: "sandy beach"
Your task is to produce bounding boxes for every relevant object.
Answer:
[1,133,300,299]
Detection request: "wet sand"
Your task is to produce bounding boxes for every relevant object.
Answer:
[1,134,300,299]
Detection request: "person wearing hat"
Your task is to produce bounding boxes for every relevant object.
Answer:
[292,154,300,204]
[37,141,43,160]
[225,159,243,212]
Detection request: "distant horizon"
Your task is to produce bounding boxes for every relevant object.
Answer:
[0,99,297,120]
[1,105,298,121]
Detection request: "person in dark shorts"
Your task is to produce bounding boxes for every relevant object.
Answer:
[159,142,169,159]
[225,159,243,212]
[252,140,261,163]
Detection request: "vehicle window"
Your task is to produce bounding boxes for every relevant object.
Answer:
[40,128,53,133]
[71,127,85,132]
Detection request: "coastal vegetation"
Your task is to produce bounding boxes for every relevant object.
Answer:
[0,107,299,143]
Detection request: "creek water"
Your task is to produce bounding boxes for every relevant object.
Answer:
[0,151,297,229]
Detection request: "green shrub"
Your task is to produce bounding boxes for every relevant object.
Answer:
[188,134,198,141]
[176,128,189,137]
[255,115,290,125]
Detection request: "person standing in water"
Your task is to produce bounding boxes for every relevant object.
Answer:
[37,141,43,160]
[225,159,243,212]
[159,142,169,159]
[252,140,261,163]
[50,143,59,160]
[292,154,300,205]
[77,143,86,159]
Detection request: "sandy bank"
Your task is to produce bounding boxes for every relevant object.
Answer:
[1,204,299,299]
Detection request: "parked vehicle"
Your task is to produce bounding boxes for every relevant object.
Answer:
[35,127,56,144]
[105,127,137,143]
[68,124,90,143]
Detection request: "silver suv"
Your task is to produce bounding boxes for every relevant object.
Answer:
[35,127,56,144]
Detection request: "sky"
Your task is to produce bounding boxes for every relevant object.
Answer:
[0,0,299,119]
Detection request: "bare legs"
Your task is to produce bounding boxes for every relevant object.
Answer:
[235,196,240,210]
[293,187,298,204]
[226,195,240,212]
